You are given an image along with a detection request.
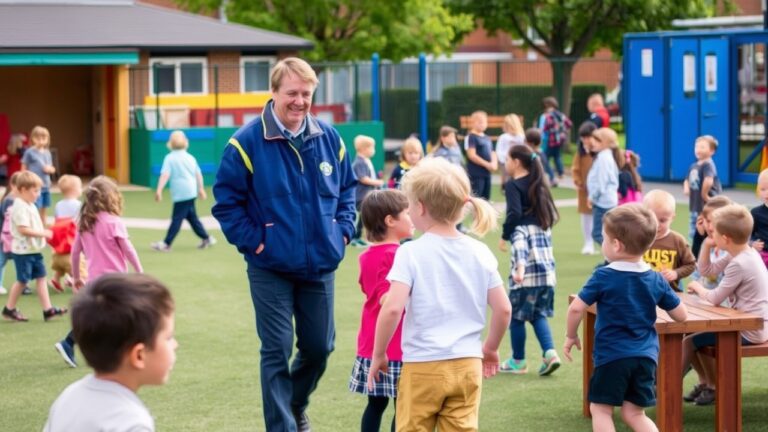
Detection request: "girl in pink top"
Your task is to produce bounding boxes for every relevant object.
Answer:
[53,176,142,368]
[348,190,413,432]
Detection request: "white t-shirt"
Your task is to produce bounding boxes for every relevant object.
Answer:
[55,198,82,219]
[11,197,45,254]
[44,374,154,432]
[387,232,504,362]
[496,133,525,164]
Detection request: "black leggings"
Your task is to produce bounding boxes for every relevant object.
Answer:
[361,396,395,432]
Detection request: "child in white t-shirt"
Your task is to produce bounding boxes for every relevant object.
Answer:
[367,157,512,431]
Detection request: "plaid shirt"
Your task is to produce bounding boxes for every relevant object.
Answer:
[542,110,572,148]
[510,225,556,290]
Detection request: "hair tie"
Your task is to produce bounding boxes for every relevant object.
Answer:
[531,152,538,161]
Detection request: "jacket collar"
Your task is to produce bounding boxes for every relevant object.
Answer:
[262,100,324,142]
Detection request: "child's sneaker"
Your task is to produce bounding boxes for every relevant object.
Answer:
[150,241,171,252]
[2,306,28,322]
[197,236,217,249]
[499,358,528,374]
[43,306,68,321]
[0,286,6,295]
[54,340,77,368]
[22,286,33,295]
[539,349,561,376]
[50,279,64,293]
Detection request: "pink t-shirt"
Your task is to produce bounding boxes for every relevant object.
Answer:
[356,243,403,361]
[71,212,142,281]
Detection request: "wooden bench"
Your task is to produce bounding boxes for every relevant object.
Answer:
[459,115,523,141]
[700,341,768,358]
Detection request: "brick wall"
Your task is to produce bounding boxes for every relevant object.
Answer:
[207,51,241,93]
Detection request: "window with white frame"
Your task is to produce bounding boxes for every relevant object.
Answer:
[149,57,207,95]
[241,56,274,92]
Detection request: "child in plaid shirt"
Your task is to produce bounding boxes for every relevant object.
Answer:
[498,144,561,375]
[348,190,412,432]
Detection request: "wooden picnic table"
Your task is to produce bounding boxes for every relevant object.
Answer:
[573,292,763,432]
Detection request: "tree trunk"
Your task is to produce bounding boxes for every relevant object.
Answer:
[551,58,577,117]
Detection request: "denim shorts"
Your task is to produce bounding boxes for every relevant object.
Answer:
[14,253,46,283]
[589,357,656,407]
[36,188,51,209]
[692,332,753,349]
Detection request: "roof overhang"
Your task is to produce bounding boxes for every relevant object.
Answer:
[0,49,139,65]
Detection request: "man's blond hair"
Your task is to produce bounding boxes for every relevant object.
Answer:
[270,57,318,92]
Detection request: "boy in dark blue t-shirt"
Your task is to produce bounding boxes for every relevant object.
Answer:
[564,204,688,431]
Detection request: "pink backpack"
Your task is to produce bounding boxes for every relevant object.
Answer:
[2,207,13,253]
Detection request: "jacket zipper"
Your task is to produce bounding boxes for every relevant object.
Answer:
[288,142,304,173]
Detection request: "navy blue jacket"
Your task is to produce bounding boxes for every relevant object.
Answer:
[212,101,357,275]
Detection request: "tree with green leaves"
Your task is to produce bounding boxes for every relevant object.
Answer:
[177,0,474,62]
[449,0,725,115]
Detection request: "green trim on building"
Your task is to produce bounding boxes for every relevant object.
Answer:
[0,52,139,66]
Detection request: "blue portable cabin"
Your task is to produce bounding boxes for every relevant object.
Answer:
[623,28,767,186]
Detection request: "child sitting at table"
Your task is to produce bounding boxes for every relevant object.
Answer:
[564,204,687,432]
[684,204,768,406]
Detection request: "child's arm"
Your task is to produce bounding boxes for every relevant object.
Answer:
[17,225,52,239]
[696,237,730,276]
[466,147,492,171]
[367,281,409,390]
[483,285,512,378]
[196,170,207,200]
[670,243,697,281]
[488,150,498,172]
[358,175,384,188]
[689,261,741,306]
[700,176,714,203]
[667,303,688,322]
[155,173,170,202]
[71,233,84,291]
[563,296,588,361]
[117,236,143,274]
[683,179,690,196]
[510,230,528,284]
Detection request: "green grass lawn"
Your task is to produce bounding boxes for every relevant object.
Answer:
[2,197,768,431]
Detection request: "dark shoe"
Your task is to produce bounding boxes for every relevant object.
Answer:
[43,306,68,322]
[54,340,77,368]
[291,407,311,432]
[684,383,705,402]
[2,306,28,322]
[197,236,217,249]
[694,387,716,406]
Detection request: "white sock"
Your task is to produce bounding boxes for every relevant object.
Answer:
[581,213,593,249]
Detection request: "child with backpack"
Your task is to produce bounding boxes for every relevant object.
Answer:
[0,172,20,295]
[539,97,572,186]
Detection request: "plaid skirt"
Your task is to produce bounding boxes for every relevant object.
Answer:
[509,285,555,322]
[348,356,402,398]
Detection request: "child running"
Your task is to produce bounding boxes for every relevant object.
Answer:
[564,204,688,432]
[22,126,56,222]
[48,175,83,292]
[349,189,413,432]
[368,157,512,431]
[498,144,561,375]
[151,130,215,252]
[0,171,20,295]
[1,171,63,322]
[44,273,177,432]
[54,176,143,368]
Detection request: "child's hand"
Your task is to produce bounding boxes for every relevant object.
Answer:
[695,216,706,234]
[563,335,581,362]
[512,266,525,284]
[198,189,207,200]
[753,239,765,252]
[660,269,678,282]
[74,278,85,292]
[586,200,593,210]
[43,164,56,174]
[703,237,716,248]
[481,346,500,378]
[497,239,508,252]
[367,354,388,391]
[43,229,53,239]
[687,280,705,297]
[154,191,162,202]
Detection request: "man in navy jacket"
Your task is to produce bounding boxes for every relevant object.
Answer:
[213,57,357,432]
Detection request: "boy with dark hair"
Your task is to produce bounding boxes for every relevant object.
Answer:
[564,204,688,431]
[684,135,722,240]
[44,273,177,432]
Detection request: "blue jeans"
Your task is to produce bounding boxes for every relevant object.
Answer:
[545,145,564,177]
[592,205,611,245]
[510,317,554,360]
[247,266,335,432]
[689,211,699,241]
[164,198,209,246]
